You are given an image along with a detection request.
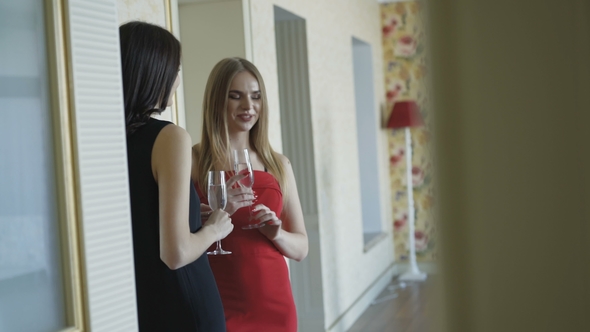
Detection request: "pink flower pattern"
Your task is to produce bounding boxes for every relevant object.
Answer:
[382,2,436,262]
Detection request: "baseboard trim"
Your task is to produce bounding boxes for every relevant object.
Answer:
[326,262,396,332]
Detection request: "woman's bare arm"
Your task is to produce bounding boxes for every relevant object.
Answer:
[153,125,232,269]
[256,155,308,261]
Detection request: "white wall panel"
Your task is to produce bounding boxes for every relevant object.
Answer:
[275,14,325,331]
[66,0,138,330]
[275,18,318,217]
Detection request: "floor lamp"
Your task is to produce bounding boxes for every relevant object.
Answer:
[387,100,427,281]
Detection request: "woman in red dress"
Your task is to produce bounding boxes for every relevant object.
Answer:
[191,57,308,332]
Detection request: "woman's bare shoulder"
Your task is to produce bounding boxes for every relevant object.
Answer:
[156,124,191,150]
[274,152,291,167]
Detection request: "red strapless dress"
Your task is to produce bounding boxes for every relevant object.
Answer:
[196,171,297,332]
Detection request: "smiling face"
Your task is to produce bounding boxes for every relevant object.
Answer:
[225,71,261,134]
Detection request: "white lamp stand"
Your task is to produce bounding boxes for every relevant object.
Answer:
[399,127,427,282]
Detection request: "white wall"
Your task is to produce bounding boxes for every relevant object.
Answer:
[178,0,246,142]
[248,1,394,330]
[117,0,166,26]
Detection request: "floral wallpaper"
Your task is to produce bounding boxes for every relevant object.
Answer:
[381,1,436,262]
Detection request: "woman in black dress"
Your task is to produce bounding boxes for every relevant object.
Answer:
[120,21,231,331]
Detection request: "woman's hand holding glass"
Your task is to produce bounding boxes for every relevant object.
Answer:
[233,149,264,229]
[202,208,233,242]
[224,173,256,216]
[200,173,253,222]
[252,204,282,241]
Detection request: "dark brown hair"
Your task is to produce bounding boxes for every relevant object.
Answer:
[119,21,181,134]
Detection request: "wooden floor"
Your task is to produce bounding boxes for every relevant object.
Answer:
[347,277,433,332]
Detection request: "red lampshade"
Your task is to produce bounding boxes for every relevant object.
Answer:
[386,100,423,129]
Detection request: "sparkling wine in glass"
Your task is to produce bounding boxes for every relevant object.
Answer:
[233,149,262,229]
[207,171,231,255]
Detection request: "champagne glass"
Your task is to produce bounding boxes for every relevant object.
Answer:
[207,171,231,255]
[233,149,262,229]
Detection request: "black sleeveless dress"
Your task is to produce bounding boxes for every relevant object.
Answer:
[126,118,226,332]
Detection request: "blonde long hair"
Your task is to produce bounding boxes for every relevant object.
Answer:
[195,57,287,195]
